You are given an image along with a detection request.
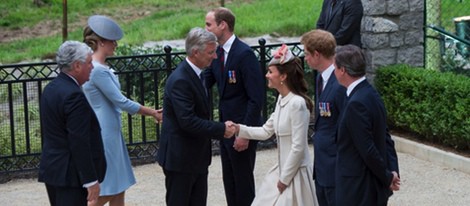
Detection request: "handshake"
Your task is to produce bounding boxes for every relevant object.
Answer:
[223,121,249,152]
[223,120,239,138]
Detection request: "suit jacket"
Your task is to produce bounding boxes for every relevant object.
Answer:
[316,0,363,47]
[38,72,106,188]
[204,37,265,125]
[386,131,399,175]
[312,74,346,187]
[157,59,226,174]
[335,80,394,206]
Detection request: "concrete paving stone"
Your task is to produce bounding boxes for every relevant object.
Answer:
[1,139,469,205]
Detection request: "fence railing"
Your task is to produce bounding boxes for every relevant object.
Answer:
[425,0,470,76]
[0,40,314,178]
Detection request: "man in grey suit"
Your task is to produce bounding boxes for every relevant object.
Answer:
[156,27,236,206]
[316,0,363,47]
[333,45,400,205]
[39,41,106,206]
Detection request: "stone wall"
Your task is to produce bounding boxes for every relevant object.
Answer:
[362,0,425,77]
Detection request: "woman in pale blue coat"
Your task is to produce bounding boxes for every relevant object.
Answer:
[82,15,162,206]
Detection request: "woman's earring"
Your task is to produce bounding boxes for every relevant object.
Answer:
[281,81,284,85]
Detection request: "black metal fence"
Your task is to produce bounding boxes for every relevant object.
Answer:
[425,0,470,76]
[0,40,313,179]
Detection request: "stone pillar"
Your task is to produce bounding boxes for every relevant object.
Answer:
[361,0,425,80]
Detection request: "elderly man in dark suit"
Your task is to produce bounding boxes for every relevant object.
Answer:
[39,40,106,206]
[316,0,363,47]
[204,7,265,206]
[156,27,236,206]
[333,45,400,205]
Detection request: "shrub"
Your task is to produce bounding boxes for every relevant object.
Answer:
[375,64,470,150]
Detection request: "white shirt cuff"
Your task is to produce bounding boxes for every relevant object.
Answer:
[83,180,98,188]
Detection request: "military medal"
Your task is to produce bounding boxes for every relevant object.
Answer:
[319,102,324,116]
[319,102,331,117]
[232,70,236,83]
[326,102,331,117]
[228,70,236,83]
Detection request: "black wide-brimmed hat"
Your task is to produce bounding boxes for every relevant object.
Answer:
[87,15,123,40]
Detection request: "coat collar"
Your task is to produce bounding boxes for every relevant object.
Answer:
[278,92,295,108]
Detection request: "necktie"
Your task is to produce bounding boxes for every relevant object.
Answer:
[219,47,225,73]
[317,75,323,96]
[200,72,207,96]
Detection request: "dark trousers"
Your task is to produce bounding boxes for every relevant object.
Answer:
[45,184,88,206]
[163,169,208,206]
[315,182,336,206]
[220,138,257,206]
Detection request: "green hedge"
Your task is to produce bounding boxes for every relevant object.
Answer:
[375,64,470,150]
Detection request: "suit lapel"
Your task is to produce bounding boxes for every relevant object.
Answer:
[224,38,238,70]
[348,80,369,99]
[320,74,338,98]
[220,38,240,95]
[183,60,209,109]
[315,74,337,125]
[219,46,228,92]
[326,0,343,28]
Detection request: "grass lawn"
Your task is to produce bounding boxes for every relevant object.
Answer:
[0,0,322,64]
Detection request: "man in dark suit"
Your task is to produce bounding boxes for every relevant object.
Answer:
[316,0,363,47]
[333,45,400,205]
[39,41,106,206]
[156,27,236,206]
[301,29,346,206]
[204,7,265,206]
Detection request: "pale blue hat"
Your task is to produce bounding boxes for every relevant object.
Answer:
[88,15,123,40]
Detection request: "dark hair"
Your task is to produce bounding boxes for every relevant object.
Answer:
[83,26,104,51]
[274,58,314,113]
[211,7,235,32]
[335,45,366,77]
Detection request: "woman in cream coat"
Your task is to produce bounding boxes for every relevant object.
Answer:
[229,45,318,206]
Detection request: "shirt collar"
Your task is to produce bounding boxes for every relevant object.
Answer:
[346,76,366,97]
[63,72,79,86]
[321,64,335,86]
[221,34,236,53]
[186,57,203,77]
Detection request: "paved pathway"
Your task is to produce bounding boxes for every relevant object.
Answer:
[1,145,469,205]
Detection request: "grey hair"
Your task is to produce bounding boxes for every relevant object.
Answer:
[185,27,218,56]
[56,40,93,72]
[334,45,366,77]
